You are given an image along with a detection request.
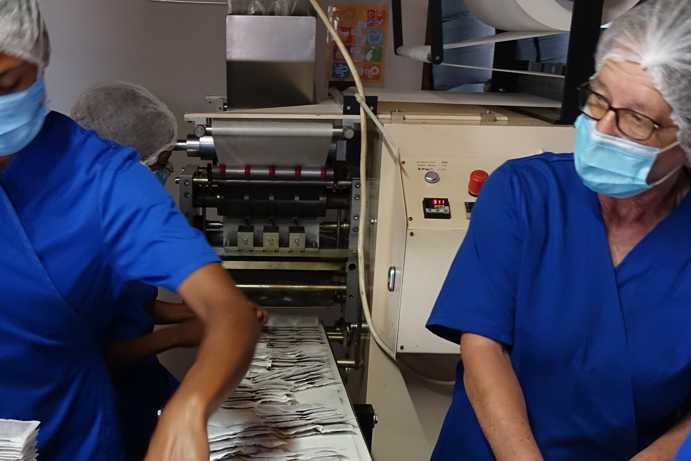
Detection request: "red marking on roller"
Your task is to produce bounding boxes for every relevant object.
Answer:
[295,166,302,178]
[320,167,327,178]
[218,164,227,176]
[244,165,251,177]
[268,166,277,177]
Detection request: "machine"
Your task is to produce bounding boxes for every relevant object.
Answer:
[364,94,574,356]
[173,106,370,393]
[171,5,371,392]
[172,90,575,380]
[168,4,575,458]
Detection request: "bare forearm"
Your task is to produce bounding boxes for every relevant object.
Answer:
[170,309,257,417]
[151,300,196,324]
[108,328,179,370]
[461,334,542,461]
[172,264,260,418]
[631,411,691,461]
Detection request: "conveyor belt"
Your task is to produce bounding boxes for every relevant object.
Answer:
[207,315,371,460]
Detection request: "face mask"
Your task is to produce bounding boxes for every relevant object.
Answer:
[153,164,173,185]
[0,79,49,156]
[574,115,680,198]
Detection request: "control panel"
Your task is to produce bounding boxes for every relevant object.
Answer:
[422,198,451,219]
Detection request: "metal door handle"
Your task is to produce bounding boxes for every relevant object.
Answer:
[387,266,397,292]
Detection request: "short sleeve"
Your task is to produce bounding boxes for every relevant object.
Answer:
[98,147,219,292]
[676,436,691,461]
[426,163,525,347]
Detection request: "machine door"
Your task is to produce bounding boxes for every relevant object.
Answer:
[397,228,463,354]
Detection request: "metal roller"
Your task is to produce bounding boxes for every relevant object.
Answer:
[210,165,335,180]
[173,135,216,159]
[208,121,344,140]
[236,283,347,291]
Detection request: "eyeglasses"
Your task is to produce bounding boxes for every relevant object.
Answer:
[578,83,672,141]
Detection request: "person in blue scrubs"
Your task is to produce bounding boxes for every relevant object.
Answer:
[426,1,691,460]
[70,81,209,460]
[0,3,263,461]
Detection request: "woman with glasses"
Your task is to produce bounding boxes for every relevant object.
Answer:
[425,1,691,460]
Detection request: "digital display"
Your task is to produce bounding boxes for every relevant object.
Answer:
[423,198,451,219]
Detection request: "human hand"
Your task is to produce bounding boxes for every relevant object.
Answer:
[253,303,269,326]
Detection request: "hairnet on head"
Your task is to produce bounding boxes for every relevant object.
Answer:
[0,0,50,69]
[71,82,178,165]
[595,0,691,157]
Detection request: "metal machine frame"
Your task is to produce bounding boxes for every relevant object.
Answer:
[174,106,375,402]
[390,0,609,123]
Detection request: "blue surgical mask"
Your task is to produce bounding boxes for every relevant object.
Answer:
[153,164,173,185]
[574,115,680,198]
[0,78,49,156]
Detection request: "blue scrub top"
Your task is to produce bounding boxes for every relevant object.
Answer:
[111,281,158,341]
[677,435,691,460]
[0,112,219,460]
[110,280,179,460]
[427,153,691,460]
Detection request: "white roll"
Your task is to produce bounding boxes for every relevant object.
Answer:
[464,0,639,32]
[211,121,333,168]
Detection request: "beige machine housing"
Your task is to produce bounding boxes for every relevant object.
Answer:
[368,102,575,355]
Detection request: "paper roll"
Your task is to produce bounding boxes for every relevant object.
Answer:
[464,0,639,32]
[211,120,333,167]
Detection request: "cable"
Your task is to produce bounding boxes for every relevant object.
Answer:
[354,95,398,164]
[356,96,453,388]
[354,94,410,222]
[307,0,395,362]
[308,0,455,387]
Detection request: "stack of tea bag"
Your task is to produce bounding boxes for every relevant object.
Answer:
[0,420,39,461]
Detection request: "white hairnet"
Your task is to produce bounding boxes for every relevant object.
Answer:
[71,82,178,165]
[0,0,50,69]
[595,0,691,157]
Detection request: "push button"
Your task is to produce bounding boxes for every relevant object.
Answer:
[468,170,489,197]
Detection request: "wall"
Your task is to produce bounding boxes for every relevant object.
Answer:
[40,0,427,127]
[40,2,446,460]
[40,0,228,134]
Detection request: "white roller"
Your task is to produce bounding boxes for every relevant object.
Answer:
[397,45,564,78]
[211,121,333,167]
[396,31,558,61]
[464,0,639,32]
